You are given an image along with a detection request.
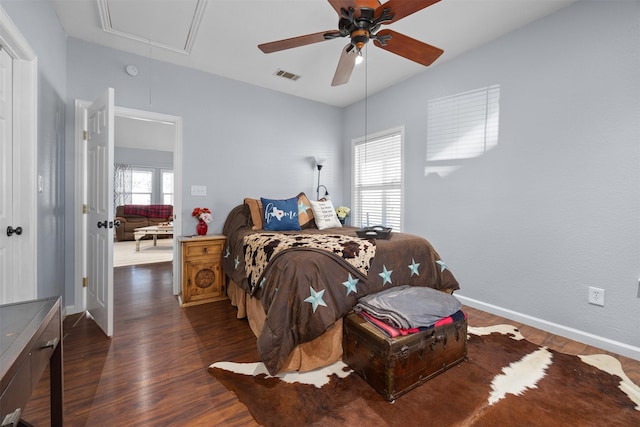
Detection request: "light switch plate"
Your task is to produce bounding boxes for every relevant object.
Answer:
[191,185,207,196]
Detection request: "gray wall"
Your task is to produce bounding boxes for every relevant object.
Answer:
[114,147,173,169]
[343,0,640,353]
[1,0,67,302]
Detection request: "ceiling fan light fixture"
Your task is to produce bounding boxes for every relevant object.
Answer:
[355,50,364,65]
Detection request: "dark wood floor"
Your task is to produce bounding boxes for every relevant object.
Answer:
[22,262,640,426]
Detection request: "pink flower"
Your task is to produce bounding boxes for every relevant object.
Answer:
[200,212,212,224]
[192,207,212,221]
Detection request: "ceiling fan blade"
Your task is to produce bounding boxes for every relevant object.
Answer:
[328,0,357,16]
[332,44,357,86]
[373,29,443,67]
[376,0,440,24]
[258,30,338,54]
[327,0,380,18]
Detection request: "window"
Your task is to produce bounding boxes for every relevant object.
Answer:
[162,170,174,205]
[426,85,500,176]
[114,165,173,206]
[131,168,153,204]
[352,127,403,231]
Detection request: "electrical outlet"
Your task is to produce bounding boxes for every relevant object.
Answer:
[588,286,605,306]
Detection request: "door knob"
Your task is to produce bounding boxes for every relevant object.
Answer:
[6,226,23,236]
[114,219,121,228]
[97,220,108,228]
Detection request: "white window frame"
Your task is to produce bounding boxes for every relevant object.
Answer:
[130,167,154,205]
[351,126,404,231]
[161,168,174,205]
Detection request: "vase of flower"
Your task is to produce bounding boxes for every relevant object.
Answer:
[336,206,350,226]
[192,207,212,236]
[196,220,208,236]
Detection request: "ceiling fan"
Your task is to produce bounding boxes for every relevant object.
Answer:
[258,0,444,86]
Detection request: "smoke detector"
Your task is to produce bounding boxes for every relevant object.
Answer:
[125,65,139,77]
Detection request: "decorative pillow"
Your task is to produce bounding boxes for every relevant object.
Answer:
[310,199,343,230]
[261,197,301,231]
[297,192,315,229]
[244,198,263,230]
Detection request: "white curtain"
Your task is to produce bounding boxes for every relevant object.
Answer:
[114,163,132,212]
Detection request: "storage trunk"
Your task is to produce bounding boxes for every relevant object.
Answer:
[342,312,467,402]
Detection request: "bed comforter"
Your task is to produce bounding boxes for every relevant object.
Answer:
[222,204,459,374]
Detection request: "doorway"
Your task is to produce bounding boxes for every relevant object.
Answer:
[72,102,183,315]
[113,113,175,267]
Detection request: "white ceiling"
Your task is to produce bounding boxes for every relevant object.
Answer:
[53,0,577,108]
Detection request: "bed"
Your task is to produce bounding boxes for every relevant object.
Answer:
[221,196,460,375]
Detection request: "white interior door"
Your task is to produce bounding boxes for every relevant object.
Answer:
[0,45,36,303]
[0,10,38,305]
[0,47,14,302]
[86,88,115,337]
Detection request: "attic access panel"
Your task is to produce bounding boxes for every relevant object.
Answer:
[98,0,205,54]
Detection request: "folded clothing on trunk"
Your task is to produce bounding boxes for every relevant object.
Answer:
[358,309,467,338]
[354,285,462,329]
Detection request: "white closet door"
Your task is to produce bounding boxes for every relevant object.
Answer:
[0,47,15,303]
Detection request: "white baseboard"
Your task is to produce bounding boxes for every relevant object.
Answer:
[456,294,640,362]
[64,304,84,316]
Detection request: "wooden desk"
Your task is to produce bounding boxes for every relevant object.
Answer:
[0,297,63,427]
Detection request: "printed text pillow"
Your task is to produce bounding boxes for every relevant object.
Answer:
[261,197,301,231]
[310,199,342,230]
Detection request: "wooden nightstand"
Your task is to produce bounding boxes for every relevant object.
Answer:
[179,235,227,307]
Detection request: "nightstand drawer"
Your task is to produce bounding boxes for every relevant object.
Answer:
[184,241,223,257]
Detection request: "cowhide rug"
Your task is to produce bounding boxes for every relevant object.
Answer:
[209,325,640,427]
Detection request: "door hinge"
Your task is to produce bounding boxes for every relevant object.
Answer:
[83,277,88,288]
[82,204,87,214]
[83,130,88,141]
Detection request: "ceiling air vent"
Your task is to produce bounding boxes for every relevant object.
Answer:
[274,69,301,81]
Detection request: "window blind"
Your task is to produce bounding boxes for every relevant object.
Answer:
[353,127,403,231]
[427,85,500,162]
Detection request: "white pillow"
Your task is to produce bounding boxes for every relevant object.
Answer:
[310,199,343,230]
